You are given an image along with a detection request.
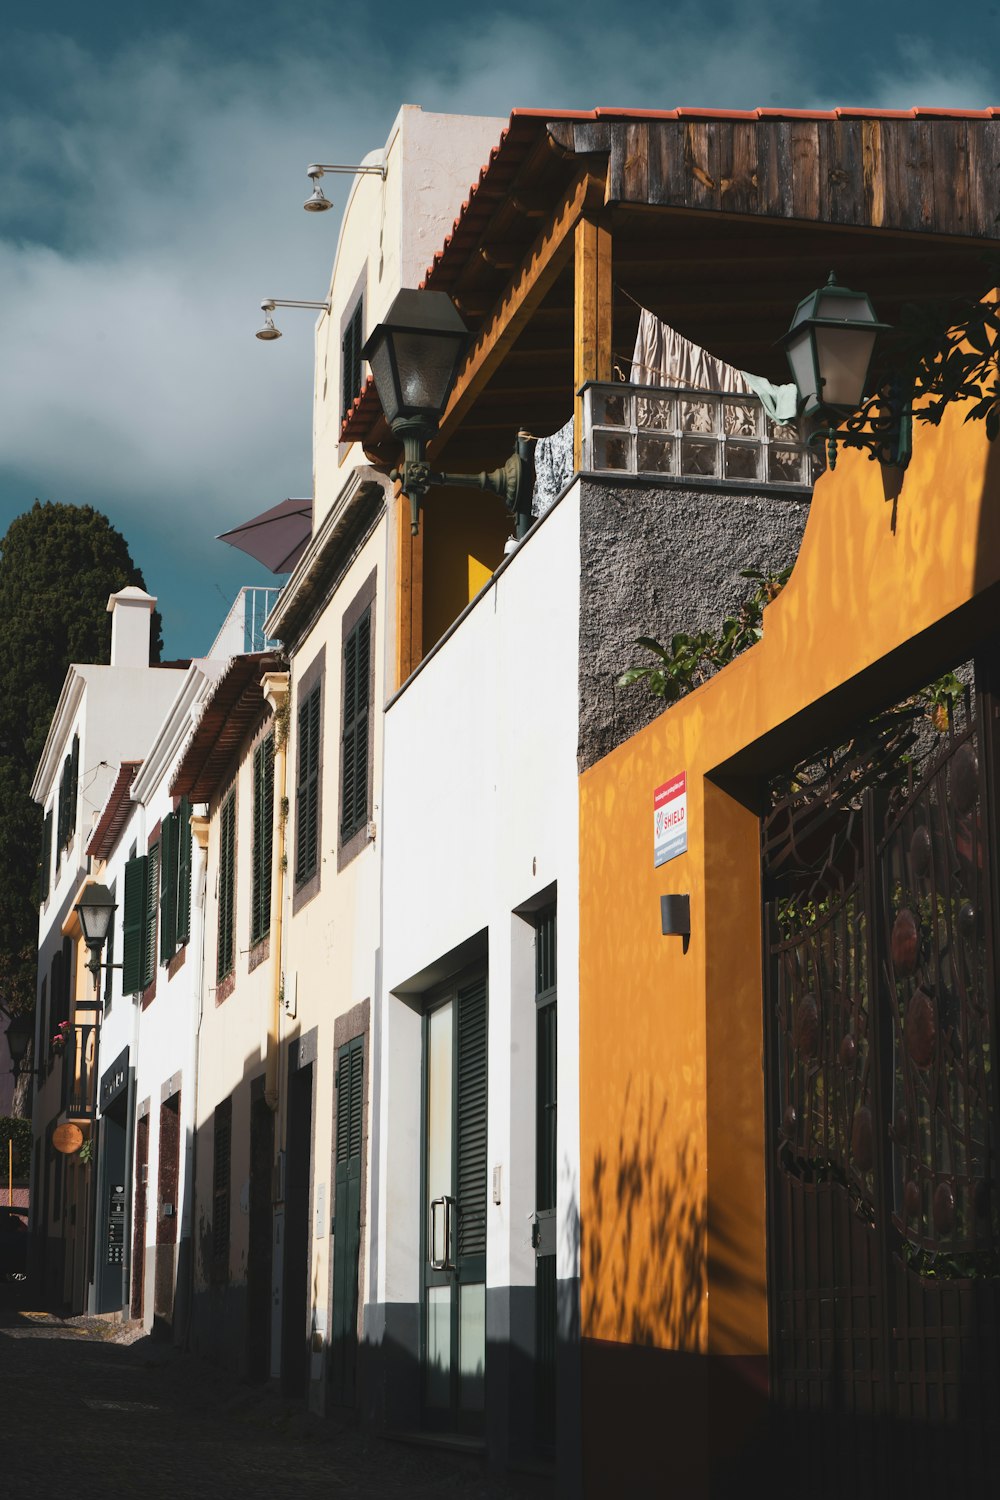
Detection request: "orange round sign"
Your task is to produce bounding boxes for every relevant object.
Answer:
[52,1123,84,1155]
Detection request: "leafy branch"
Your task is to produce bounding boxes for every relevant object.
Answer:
[618,565,792,702]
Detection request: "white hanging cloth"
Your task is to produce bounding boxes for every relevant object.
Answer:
[630,307,798,422]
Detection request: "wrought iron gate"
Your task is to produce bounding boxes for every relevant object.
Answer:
[762,660,1000,1497]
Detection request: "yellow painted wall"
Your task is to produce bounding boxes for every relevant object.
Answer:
[420,485,510,652]
[579,392,1000,1369]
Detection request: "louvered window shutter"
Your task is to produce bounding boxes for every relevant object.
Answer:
[341,611,370,842]
[122,855,148,994]
[217,792,236,981]
[332,1035,364,1390]
[143,844,159,989]
[295,686,321,884]
[68,734,79,837]
[456,975,488,1261]
[176,797,192,946]
[159,812,178,964]
[251,735,274,944]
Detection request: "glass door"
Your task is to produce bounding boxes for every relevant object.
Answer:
[422,972,488,1432]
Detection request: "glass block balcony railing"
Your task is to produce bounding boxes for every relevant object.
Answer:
[581,381,818,488]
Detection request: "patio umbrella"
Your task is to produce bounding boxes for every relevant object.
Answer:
[216,497,313,575]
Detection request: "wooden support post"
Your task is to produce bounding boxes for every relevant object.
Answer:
[573,215,613,472]
[394,478,423,690]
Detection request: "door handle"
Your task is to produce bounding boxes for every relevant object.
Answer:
[429,1195,456,1270]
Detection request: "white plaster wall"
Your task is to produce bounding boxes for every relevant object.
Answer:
[280,520,386,1401]
[379,484,582,1308]
[312,106,505,525]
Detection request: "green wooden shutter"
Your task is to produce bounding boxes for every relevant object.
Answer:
[217,792,236,981]
[159,812,178,964]
[68,734,79,837]
[456,974,488,1262]
[251,736,274,944]
[332,1035,364,1405]
[341,611,370,841]
[143,844,159,988]
[212,1097,232,1278]
[176,797,192,946]
[295,686,321,884]
[122,855,148,994]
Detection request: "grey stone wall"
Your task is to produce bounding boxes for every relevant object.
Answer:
[578,477,811,771]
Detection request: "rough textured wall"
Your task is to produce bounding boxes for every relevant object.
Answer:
[578,478,810,770]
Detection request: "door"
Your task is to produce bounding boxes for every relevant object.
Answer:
[422,971,488,1432]
[762,662,1000,1497]
[533,908,557,1453]
[330,1035,363,1406]
[282,1061,313,1397]
[247,1088,274,1382]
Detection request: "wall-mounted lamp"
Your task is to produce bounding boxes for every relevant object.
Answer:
[781,273,909,470]
[3,1007,37,1080]
[303,160,386,213]
[75,883,119,982]
[660,894,691,939]
[255,298,331,341]
[362,288,536,537]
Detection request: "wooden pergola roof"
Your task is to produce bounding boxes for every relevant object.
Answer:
[344,107,1000,472]
[171,651,286,801]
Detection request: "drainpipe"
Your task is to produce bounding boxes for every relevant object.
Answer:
[262,673,290,1112]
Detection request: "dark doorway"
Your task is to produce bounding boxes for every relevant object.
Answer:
[96,1102,127,1314]
[247,1081,275,1382]
[282,1060,313,1397]
[154,1092,181,1329]
[131,1113,149,1320]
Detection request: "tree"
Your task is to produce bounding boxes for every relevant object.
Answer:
[0,501,162,1026]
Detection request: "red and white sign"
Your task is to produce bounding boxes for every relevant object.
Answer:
[654,772,687,867]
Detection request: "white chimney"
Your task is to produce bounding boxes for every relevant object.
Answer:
[107,586,156,668]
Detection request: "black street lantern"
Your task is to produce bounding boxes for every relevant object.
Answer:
[75,883,117,974]
[362,288,469,429]
[5,1010,33,1075]
[361,287,537,539]
[782,273,890,418]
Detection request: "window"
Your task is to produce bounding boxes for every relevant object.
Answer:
[217,791,236,983]
[211,1097,232,1281]
[40,809,52,902]
[56,734,79,856]
[295,685,321,887]
[122,852,157,993]
[340,609,370,844]
[159,798,192,964]
[251,734,274,946]
[342,298,363,420]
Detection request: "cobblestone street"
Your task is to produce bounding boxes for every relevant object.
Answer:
[0,1280,550,1500]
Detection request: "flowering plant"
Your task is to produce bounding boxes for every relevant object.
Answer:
[51,1020,71,1053]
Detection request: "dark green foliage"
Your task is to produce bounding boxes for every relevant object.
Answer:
[0,501,161,1014]
[872,278,1000,439]
[0,1115,31,1178]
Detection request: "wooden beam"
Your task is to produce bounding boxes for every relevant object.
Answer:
[394,479,422,690]
[428,170,603,459]
[573,214,613,470]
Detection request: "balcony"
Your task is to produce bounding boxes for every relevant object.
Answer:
[59,1018,97,1121]
[209,586,283,658]
[581,381,818,489]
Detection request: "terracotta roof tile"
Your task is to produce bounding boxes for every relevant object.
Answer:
[87,761,142,860]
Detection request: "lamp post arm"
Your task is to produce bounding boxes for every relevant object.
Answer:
[394,431,538,538]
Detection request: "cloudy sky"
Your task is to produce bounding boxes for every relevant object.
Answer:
[2,1,998,656]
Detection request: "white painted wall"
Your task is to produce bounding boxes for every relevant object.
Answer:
[379,483,582,1311]
[312,105,505,525]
